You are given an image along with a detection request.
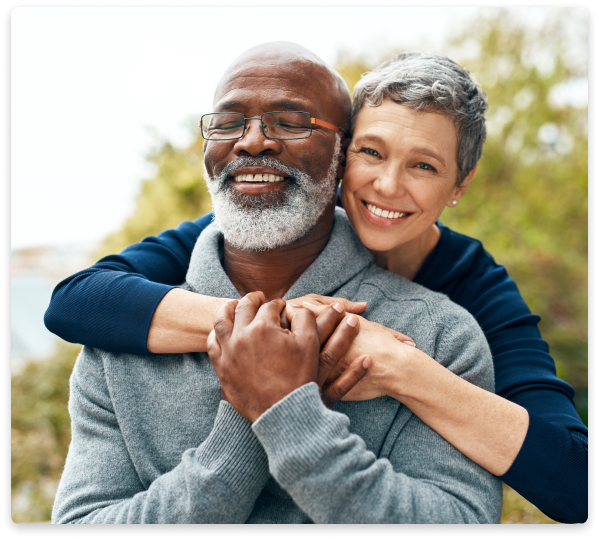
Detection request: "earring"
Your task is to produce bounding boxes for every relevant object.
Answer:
[452,200,457,206]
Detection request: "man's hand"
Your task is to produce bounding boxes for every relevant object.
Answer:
[207,292,370,422]
[288,302,372,409]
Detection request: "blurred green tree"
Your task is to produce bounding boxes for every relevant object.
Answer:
[97,133,212,259]
[11,342,81,523]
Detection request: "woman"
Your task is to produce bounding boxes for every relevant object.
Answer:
[45,52,587,522]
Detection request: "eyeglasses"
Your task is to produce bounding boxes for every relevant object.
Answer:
[199,111,349,141]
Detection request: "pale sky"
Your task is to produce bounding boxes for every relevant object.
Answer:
[9,5,581,249]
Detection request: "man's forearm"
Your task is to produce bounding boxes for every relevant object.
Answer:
[54,400,270,524]
[147,288,228,354]
[252,383,502,524]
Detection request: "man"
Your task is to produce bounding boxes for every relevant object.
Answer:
[52,42,502,524]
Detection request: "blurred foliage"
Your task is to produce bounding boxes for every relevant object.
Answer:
[501,485,558,524]
[11,342,81,523]
[12,8,586,524]
[96,134,212,259]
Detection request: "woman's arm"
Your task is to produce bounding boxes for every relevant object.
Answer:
[377,346,530,476]
[304,306,528,475]
[45,214,214,354]
[45,211,369,355]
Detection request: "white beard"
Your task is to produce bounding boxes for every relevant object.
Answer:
[204,134,341,251]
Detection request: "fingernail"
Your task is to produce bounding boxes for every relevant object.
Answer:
[362,356,372,368]
[332,303,344,314]
[403,340,416,347]
[346,314,358,327]
[288,302,300,307]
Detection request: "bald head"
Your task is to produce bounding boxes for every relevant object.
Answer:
[214,42,351,131]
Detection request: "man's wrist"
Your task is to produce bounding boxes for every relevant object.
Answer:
[197,400,269,498]
[251,382,345,485]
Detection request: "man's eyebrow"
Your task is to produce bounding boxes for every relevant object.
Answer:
[269,101,309,112]
[215,100,310,113]
[214,100,244,111]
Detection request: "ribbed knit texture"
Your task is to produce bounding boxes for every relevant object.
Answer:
[45,205,587,522]
[52,210,502,524]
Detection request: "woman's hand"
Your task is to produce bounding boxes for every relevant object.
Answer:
[294,300,420,404]
[288,294,368,316]
[298,298,414,346]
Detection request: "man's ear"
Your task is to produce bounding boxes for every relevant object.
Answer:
[448,164,477,207]
[337,135,351,179]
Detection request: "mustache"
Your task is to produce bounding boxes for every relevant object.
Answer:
[210,157,300,191]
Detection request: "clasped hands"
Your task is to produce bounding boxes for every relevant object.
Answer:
[207,291,416,423]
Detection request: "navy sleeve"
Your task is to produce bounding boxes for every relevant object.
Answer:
[44,212,214,355]
[414,225,587,523]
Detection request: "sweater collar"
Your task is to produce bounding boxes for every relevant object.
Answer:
[185,207,373,300]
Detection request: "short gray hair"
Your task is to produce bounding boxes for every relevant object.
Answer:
[352,52,488,183]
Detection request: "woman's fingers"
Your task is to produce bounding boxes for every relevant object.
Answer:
[290,294,368,317]
[321,355,371,408]
[316,313,360,386]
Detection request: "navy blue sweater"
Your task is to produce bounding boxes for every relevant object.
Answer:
[45,211,588,523]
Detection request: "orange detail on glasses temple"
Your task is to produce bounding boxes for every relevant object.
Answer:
[311,118,340,132]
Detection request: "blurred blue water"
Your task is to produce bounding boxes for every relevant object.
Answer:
[11,275,58,371]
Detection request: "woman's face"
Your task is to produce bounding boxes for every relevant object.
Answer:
[341,98,474,253]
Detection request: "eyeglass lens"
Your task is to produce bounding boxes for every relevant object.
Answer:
[201,112,313,140]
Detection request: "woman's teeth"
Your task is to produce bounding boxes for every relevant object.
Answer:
[366,203,408,219]
[234,174,285,183]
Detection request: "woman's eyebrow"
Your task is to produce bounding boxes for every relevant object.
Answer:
[410,147,446,167]
[353,133,386,145]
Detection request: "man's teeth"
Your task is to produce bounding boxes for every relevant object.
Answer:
[366,203,408,219]
[234,174,285,183]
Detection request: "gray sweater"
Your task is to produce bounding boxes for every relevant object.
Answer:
[52,208,503,524]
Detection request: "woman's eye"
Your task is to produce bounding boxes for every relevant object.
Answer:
[417,162,437,172]
[362,148,380,157]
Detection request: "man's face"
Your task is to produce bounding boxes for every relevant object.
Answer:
[203,56,345,251]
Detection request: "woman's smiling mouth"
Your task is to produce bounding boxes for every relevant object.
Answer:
[360,200,412,225]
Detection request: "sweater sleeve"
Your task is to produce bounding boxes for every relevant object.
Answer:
[52,346,269,524]
[44,212,214,355]
[252,313,503,524]
[415,226,588,523]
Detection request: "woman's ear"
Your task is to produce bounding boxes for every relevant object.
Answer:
[447,164,477,207]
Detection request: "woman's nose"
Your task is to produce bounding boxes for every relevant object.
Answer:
[373,166,408,199]
[233,120,282,157]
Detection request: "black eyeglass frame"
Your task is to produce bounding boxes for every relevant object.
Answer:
[199,111,349,141]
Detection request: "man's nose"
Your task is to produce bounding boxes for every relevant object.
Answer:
[233,119,283,157]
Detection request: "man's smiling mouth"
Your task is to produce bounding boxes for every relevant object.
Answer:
[233,174,286,183]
